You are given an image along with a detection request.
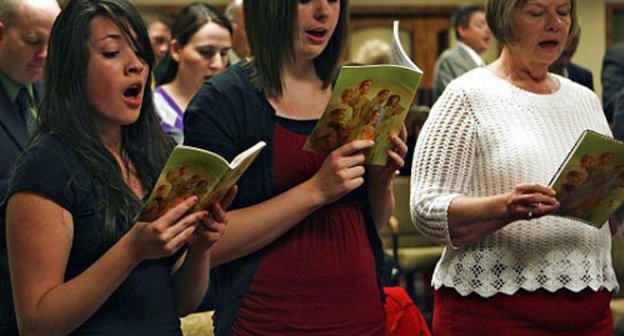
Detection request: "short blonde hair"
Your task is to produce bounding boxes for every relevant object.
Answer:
[353,39,391,65]
[486,0,579,49]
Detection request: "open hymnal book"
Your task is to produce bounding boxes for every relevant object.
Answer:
[549,130,624,228]
[136,141,266,222]
[303,20,423,165]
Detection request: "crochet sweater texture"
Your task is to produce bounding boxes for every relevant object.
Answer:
[410,68,619,298]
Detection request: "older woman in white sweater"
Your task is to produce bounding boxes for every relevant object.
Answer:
[411,0,618,334]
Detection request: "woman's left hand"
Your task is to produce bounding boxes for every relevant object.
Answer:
[367,126,408,183]
[366,127,408,229]
[186,186,237,255]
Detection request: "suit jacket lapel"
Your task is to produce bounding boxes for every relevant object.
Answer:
[456,46,479,70]
[33,81,43,106]
[0,84,29,150]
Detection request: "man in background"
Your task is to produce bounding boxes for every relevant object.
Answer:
[0,0,60,199]
[224,0,248,65]
[431,4,491,103]
[142,11,172,84]
[142,11,172,66]
[550,29,593,91]
[603,41,624,139]
[0,2,60,334]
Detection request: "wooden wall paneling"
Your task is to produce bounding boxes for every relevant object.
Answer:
[134,5,226,17]
[606,3,624,48]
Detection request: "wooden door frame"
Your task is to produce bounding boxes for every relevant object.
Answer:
[134,5,226,16]
[350,5,457,17]
[606,3,624,48]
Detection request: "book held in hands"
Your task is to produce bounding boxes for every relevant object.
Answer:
[136,141,266,222]
[549,130,624,228]
[303,20,423,165]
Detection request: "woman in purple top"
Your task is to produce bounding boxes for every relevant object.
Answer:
[154,3,232,143]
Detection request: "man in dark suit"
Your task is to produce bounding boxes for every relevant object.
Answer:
[432,4,491,103]
[602,41,624,125]
[566,62,594,91]
[0,3,61,334]
[0,0,60,199]
[550,30,594,91]
[141,10,172,84]
[224,0,249,66]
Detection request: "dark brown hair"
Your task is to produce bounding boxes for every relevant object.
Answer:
[158,2,232,85]
[40,0,173,245]
[243,0,349,98]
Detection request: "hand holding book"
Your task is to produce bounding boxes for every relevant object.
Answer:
[185,186,236,255]
[504,183,559,220]
[136,141,265,222]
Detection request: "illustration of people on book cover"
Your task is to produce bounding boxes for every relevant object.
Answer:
[139,164,221,222]
[137,142,265,222]
[304,65,420,165]
[551,131,624,227]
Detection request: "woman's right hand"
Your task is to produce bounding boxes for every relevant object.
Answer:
[448,183,560,246]
[504,183,560,221]
[307,139,375,205]
[127,196,207,262]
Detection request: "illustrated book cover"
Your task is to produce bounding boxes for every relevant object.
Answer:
[549,130,624,228]
[136,141,266,222]
[303,20,423,165]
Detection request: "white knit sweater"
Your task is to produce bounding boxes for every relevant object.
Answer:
[410,68,619,297]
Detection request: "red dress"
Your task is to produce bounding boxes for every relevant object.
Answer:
[231,122,387,335]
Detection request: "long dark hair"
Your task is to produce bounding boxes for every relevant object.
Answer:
[157,2,232,85]
[244,0,349,98]
[37,0,173,245]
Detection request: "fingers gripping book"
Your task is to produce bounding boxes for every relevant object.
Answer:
[549,130,624,228]
[137,141,266,222]
[303,20,423,165]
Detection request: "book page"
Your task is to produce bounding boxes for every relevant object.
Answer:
[390,20,422,73]
[230,141,266,169]
[137,142,266,222]
[550,130,624,228]
[204,141,266,209]
[137,146,231,222]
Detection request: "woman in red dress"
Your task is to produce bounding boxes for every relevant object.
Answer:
[184,0,408,335]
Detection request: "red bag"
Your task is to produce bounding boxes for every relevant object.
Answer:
[384,286,432,336]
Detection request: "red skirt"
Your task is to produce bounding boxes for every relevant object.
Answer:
[433,286,613,336]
